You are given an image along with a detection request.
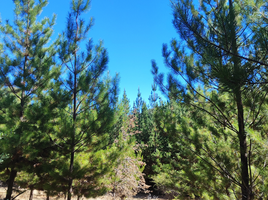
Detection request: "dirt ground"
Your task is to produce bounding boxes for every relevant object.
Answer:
[0,187,168,200]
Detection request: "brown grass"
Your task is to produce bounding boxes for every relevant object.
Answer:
[0,187,169,200]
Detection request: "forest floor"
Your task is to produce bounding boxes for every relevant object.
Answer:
[0,187,169,200]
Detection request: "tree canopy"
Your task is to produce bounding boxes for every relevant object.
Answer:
[0,0,268,200]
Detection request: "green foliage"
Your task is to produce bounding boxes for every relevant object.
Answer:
[132,90,156,177]
[152,0,268,199]
[0,0,60,199]
[151,100,235,199]
[1,0,267,200]
[0,1,120,199]
[54,0,120,199]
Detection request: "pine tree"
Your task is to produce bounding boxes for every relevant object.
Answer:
[148,82,159,108]
[108,92,148,200]
[0,0,59,199]
[152,0,268,199]
[108,90,130,145]
[57,0,118,199]
[133,88,143,114]
[151,95,241,199]
[132,88,160,179]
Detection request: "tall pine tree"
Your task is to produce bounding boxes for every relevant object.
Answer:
[0,0,60,199]
[58,0,118,199]
[152,0,268,199]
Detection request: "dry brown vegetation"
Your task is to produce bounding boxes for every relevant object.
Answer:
[0,187,169,200]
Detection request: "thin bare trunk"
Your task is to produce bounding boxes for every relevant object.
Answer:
[67,10,79,200]
[5,168,17,200]
[29,188,33,200]
[67,146,75,200]
[46,190,50,200]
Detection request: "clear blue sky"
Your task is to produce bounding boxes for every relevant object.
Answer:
[0,0,178,105]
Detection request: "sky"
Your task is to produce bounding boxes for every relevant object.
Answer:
[0,0,178,105]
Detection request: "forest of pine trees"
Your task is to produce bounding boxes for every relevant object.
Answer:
[0,0,267,200]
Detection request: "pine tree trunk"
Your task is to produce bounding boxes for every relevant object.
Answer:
[68,65,76,200]
[228,0,251,198]
[5,167,17,200]
[67,148,75,200]
[68,24,78,199]
[29,188,33,200]
[236,92,250,200]
[46,190,50,200]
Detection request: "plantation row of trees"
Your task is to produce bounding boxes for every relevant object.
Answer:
[0,0,146,200]
[0,0,268,200]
